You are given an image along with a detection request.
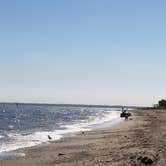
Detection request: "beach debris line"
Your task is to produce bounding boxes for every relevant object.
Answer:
[138,156,153,165]
[58,153,65,156]
[129,155,154,165]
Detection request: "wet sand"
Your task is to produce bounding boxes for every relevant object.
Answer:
[1,109,166,166]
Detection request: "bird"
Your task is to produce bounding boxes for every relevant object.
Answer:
[48,135,52,140]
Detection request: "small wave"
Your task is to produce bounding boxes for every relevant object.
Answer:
[0,131,63,153]
[0,110,121,155]
[0,135,4,139]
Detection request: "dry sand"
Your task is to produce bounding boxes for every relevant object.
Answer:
[1,109,166,166]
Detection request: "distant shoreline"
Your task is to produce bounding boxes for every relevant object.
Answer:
[0,102,144,109]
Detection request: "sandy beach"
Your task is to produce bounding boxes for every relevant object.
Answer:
[1,109,166,166]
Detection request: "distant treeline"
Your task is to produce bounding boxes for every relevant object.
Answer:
[154,99,166,109]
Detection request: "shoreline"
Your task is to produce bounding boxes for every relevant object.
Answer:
[1,109,166,166]
[0,110,122,160]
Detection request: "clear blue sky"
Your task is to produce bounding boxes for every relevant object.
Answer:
[1,0,166,106]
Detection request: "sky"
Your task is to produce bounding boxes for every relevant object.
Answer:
[0,0,166,106]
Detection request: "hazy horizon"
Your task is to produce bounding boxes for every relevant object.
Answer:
[1,0,166,106]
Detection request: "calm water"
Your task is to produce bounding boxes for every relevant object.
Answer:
[0,103,121,158]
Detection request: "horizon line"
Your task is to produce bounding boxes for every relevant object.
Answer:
[0,101,145,108]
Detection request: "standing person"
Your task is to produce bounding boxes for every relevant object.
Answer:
[125,113,128,120]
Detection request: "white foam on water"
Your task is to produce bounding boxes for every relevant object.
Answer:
[63,110,121,131]
[0,110,121,156]
[0,132,63,153]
